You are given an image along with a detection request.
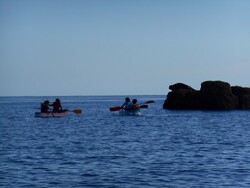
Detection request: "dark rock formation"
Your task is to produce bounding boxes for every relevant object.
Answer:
[169,83,195,91]
[164,83,200,109]
[231,86,250,109]
[163,80,250,110]
[200,81,239,110]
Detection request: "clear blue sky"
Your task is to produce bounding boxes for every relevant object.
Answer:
[1,0,249,96]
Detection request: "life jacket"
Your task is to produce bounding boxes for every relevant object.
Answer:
[125,102,132,110]
[132,104,139,109]
[41,103,50,113]
[52,102,62,112]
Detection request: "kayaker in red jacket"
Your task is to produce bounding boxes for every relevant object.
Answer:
[52,98,63,112]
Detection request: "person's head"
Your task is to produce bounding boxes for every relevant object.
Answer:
[44,100,50,105]
[132,99,137,104]
[125,97,130,102]
[55,98,60,103]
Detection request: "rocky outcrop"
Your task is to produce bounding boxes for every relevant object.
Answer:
[231,86,250,109]
[200,81,239,110]
[163,81,250,110]
[163,83,200,110]
[169,83,195,91]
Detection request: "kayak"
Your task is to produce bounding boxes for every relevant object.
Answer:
[119,110,141,116]
[35,111,69,118]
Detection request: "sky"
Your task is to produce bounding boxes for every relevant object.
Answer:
[0,0,249,96]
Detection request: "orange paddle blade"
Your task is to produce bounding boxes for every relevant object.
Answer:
[72,109,82,114]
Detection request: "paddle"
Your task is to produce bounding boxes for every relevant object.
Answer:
[141,100,154,104]
[137,100,154,108]
[109,106,122,112]
[139,105,148,108]
[109,100,154,112]
[70,109,82,114]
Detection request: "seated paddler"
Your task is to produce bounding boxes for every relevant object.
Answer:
[51,98,63,112]
[40,100,51,113]
[121,97,132,111]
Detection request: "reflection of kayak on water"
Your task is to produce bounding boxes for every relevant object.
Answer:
[119,109,141,116]
[35,110,69,118]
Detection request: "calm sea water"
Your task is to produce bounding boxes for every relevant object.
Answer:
[1,95,250,188]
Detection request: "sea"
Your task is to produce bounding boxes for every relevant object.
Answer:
[1,95,250,188]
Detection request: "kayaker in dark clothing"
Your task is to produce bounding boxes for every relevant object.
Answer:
[51,98,63,112]
[40,100,51,113]
[121,97,132,111]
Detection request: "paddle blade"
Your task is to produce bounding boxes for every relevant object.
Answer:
[72,109,82,114]
[145,100,155,104]
[140,105,148,108]
[110,106,122,112]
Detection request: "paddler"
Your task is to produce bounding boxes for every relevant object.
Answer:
[40,100,51,113]
[121,97,132,111]
[131,99,140,111]
[51,98,63,112]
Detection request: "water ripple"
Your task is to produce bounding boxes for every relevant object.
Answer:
[1,96,250,187]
